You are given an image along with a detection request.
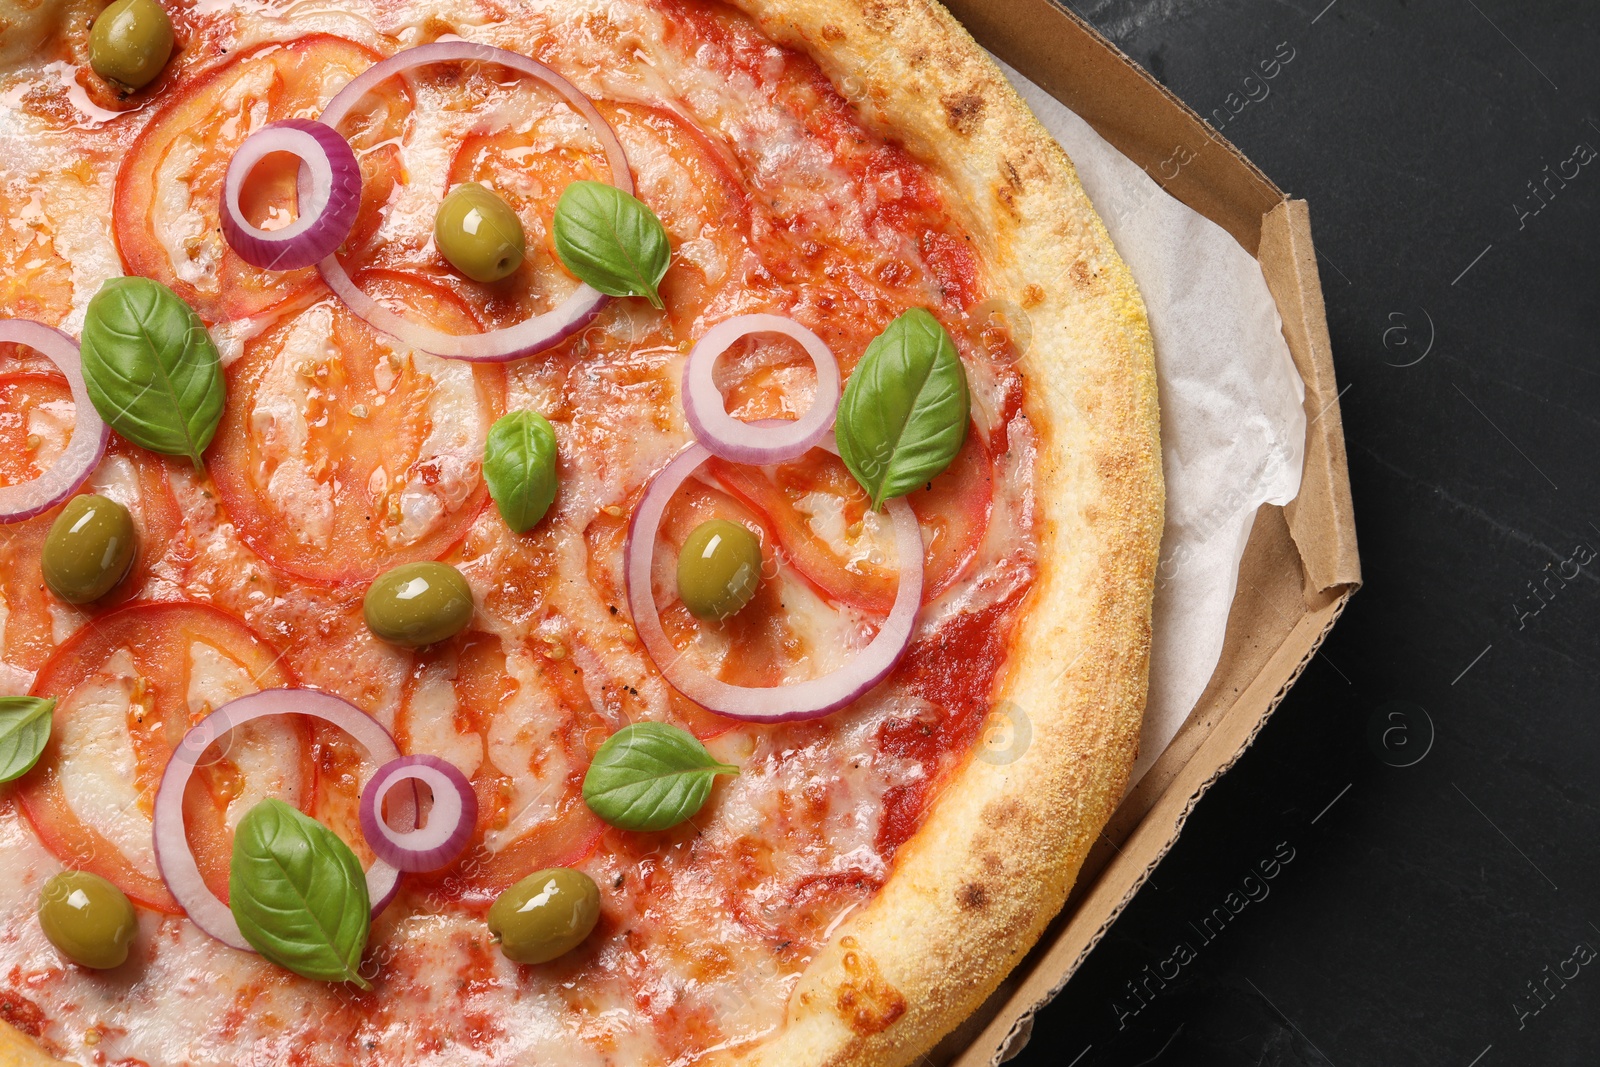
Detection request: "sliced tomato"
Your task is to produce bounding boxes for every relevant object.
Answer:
[599,103,756,330]
[393,631,602,906]
[706,426,994,615]
[351,84,614,327]
[0,374,184,673]
[15,602,308,913]
[435,101,756,344]
[208,272,505,584]
[0,373,77,487]
[113,35,406,323]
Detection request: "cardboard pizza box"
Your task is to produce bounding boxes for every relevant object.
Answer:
[928,1,1362,1063]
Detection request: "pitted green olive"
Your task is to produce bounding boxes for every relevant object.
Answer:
[488,868,600,964]
[676,519,762,620]
[363,561,474,647]
[38,870,138,969]
[89,0,174,91]
[42,494,137,604]
[435,183,526,283]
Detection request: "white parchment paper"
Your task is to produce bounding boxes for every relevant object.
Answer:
[995,61,1307,787]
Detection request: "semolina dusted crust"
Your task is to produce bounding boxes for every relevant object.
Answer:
[712,1,1163,1064]
[0,0,1160,1064]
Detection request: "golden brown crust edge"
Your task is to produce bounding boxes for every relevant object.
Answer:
[0,1015,63,1067]
[715,1,1164,1065]
[0,2,1161,1064]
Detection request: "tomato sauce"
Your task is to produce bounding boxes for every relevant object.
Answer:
[877,584,1031,855]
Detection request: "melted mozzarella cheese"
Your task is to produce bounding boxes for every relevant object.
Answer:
[405,664,483,778]
[52,173,122,333]
[24,398,72,469]
[482,651,570,851]
[0,660,32,695]
[151,62,273,290]
[153,134,221,290]
[46,600,81,645]
[87,452,144,510]
[186,639,302,829]
[250,304,338,547]
[796,487,896,574]
[386,347,486,547]
[369,104,470,253]
[0,0,65,65]
[55,649,157,878]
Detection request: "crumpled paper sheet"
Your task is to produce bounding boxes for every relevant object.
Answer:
[995,60,1307,788]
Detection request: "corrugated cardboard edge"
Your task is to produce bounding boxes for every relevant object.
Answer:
[927,2,1362,1064]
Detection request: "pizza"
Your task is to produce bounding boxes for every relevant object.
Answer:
[0,0,1162,1063]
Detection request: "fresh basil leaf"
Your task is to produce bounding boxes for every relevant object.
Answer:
[0,696,54,783]
[836,308,970,509]
[553,180,671,310]
[582,722,737,832]
[229,798,371,988]
[484,410,559,533]
[80,276,225,469]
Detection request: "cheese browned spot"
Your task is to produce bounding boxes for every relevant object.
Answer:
[941,89,986,135]
[836,943,909,1035]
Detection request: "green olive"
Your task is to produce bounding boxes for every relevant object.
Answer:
[41,494,137,604]
[88,0,174,92]
[38,871,138,969]
[676,519,762,620]
[487,868,600,964]
[363,561,474,647]
[435,183,526,283]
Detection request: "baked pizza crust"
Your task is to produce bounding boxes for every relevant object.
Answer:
[716,2,1162,1064]
[0,0,1160,1063]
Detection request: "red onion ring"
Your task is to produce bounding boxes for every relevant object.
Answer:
[221,119,363,271]
[625,438,923,722]
[0,320,109,524]
[312,42,633,362]
[152,688,411,952]
[681,315,841,464]
[359,755,477,872]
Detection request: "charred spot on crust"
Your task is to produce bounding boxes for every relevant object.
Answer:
[956,882,990,910]
[941,90,986,136]
[1002,158,1025,192]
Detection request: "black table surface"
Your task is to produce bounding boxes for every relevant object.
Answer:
[1011,2,1600,1065]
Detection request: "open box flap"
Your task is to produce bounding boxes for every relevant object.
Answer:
[1261,200,1362,595]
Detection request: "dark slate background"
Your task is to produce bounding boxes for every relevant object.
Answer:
[1010,1,1600,1065]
